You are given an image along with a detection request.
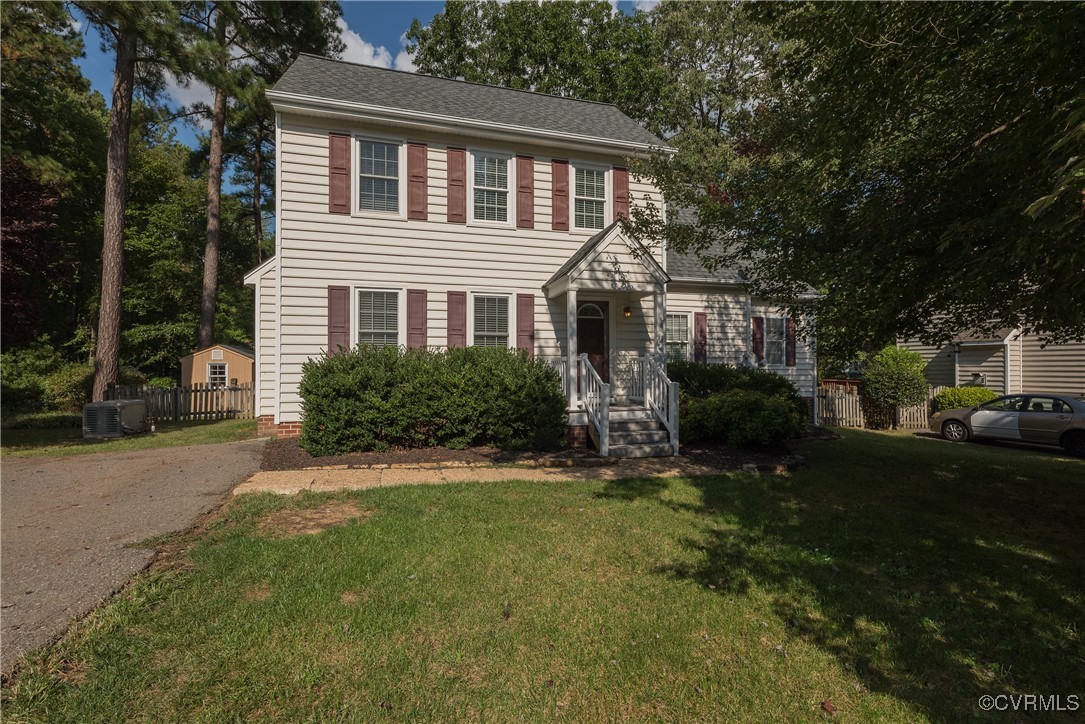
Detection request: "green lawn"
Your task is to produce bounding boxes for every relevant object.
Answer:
[0,418,258,457]
[4,430,1083,721]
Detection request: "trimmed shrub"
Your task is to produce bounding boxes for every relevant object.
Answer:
[298,345,567,456]
[860,346,929,428]
[2,411,84,429]
[42,364,147,412]
[933,386,997,411]
[668,360,808,419]
[683,389,805,447]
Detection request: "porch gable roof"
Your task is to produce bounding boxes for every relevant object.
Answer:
[543,222,669,298]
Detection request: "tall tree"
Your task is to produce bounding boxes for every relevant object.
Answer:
[629,1,1085,361]
[76,1,192,400]
[406,0,665,128]
[184,0,342,349]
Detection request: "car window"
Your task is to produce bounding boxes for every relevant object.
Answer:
[1027,397,1070,413]
[980,396,1028,412]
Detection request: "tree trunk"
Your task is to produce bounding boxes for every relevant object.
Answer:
[198,9,227,349]
[92,32,137,402]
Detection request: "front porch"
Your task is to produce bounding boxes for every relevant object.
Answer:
[541,222,679,457]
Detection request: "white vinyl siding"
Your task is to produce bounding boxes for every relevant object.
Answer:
[574,166,606,230]
[357,290,399,347]
[665,314,689,361]
[472,153,510,223]
[473,295,509,347]
[765,317,786,366]
[358,140,399,213]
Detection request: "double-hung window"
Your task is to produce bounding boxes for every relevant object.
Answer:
[357,290,400,347]
[358,140,399,213]
[665,314,689,361]
[473,295,509,347]
[207,363,227,388]
[765,317,786,366]
[472,154,509,223]
[574,166,606,230]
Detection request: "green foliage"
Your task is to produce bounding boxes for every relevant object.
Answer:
[2,411,84,430]
[933,386,998,412]
[43,363,147,412]
[683,389,805,447]
[147,377,176,389]
[668,360,807,414]
[0,337,65,410]
[298,346,567,456]
[860,347,930,429]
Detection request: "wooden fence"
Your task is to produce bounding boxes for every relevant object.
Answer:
[105,383,254,422]
[817,385,946,429]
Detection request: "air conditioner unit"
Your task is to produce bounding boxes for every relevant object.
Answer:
[83,399,148,439]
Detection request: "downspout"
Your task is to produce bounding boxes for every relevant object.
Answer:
[811,315,819,426]
[1003,342,1011,395]
[953,344,960,387]
[744,291,753,365]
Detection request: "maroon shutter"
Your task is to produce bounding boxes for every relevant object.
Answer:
[516,156,534,229]
[447,148,466,223]
[447,291,467,347]
[328,285,350,354]
[752,316,765,363]
[516,293,535,355]
[407,143,428,220]
[785,317,797,367]
[552,159,569,231]
[613,167,630,221]
[407,289,427,348]
[693,311,708,363]
[328,133,350,214]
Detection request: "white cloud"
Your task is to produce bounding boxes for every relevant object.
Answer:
[165,74,214,130]
[337,17,393,68]
[394,49,416,73]
[633,0,660,11]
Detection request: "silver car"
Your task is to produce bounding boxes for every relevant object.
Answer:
[929,393,1085,456]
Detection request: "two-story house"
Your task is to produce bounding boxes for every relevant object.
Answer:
[245,54,817,456]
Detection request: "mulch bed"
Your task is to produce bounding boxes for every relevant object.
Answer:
[262,436,818,473]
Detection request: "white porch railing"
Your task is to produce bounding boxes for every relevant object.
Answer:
[626,357,646,403]
[579,353,611,456]
[645,357,680,455]
[542,357,569,397]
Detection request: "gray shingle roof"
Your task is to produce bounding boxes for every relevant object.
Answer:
[664,205,747,282]
[272,54,665,148]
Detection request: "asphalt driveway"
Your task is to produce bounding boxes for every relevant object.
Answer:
[1,438,265,676]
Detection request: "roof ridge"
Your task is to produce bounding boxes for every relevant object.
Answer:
[295,53,626,112]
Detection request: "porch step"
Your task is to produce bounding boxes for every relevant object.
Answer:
[609,418,665,433]
[608,407,656,422]
[607,441,676,458]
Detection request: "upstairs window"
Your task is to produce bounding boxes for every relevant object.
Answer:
[473,295,509,347]
[665,314,689,361]
[358,140,399,213]
[765,317,786,366]
[472,154,510,223]
[357,290,400,347]
[574,167,606,230]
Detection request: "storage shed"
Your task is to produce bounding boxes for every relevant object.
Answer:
[180,344,255,388]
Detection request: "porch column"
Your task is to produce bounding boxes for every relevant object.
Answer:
[653,286,666,362]
[566,286,578,409]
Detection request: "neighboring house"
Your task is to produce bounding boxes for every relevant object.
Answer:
[902,331,1085,395]
[245,54,816,456]
[179,344,255,388]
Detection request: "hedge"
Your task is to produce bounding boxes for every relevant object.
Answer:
[1,411,84,430]
[668,361,808,447]
[42,364,146,413]
[298,345,567,456]
[933,386,998,411]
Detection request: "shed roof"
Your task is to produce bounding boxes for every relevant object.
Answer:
[271,54,665,149]
[180,344,255,360]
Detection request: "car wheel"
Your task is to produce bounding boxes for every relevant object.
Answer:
[942,420,969,442]
[1062,431,1085,458]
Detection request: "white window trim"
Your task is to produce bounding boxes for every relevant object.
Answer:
[352,286,407,348]
[351,132,408,221]
[570,161,611,233]
[764,315,787,368]
[665,311,693,361]
[468,291,515,349]
[467,149,515,228]
[207,362,228,387]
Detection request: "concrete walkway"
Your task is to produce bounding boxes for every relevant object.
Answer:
[233,457,795,496]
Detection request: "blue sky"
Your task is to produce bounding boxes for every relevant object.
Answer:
[74,1,654,149]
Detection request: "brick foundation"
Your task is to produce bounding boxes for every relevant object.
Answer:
[257,415,302,438]
[566,425,589,450]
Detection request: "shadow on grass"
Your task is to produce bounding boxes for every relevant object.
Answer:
[599,431,1085,721]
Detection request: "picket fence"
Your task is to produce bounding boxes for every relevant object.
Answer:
[817,385,947,430]
[104,382,254,422]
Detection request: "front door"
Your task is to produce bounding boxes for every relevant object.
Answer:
[577,301,609,383]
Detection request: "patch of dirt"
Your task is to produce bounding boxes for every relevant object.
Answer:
[243,584,271,602]
[258,501,373,537]
[678,443,792,469]
[340,590,367,605]
[52,657,86,686]
[261,437,598,471]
